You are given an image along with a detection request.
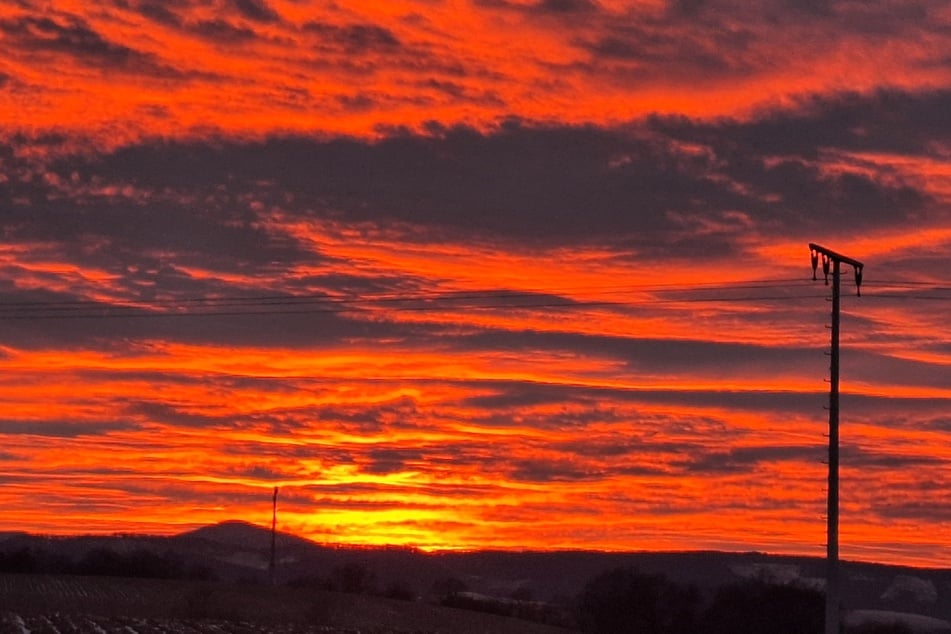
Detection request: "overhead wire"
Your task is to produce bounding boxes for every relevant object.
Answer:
[0,277,817,309]
[859,279,951,301]
[0,277,857,321]
[861,293,951,301]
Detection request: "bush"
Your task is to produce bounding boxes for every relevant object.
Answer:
[0,547,37,573]
[700,579,823,634]
[383,579,416,601]
[329,561,377,594]
[575,567,699,634]
[431,576,468,601]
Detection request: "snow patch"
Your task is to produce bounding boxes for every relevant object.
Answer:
[83,617,109,634]
[218,551,269,570]
[882,574,938,604]
[3,613,31,634]
[847,610,951,633]
[730,563,824,590]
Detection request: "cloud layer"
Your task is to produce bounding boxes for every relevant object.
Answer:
[1,0,951,566]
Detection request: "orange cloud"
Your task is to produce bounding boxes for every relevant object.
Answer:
[2,1,950,144]
[2,0,951,569]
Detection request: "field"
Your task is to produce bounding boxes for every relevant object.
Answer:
[0,573,573,633]
[0,613,343,633]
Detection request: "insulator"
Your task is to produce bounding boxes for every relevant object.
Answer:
[811,250,819,280]
[822,254,830,284]
[854,265,863,297]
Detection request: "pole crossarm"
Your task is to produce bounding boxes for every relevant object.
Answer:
[808,243,865,269]
[810,243,864,296]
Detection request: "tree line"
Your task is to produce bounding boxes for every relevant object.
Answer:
[0,544,921,633]
[0,544,214,580]
[575,566,914,634]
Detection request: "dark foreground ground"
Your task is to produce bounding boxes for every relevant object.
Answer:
[0,573,575,634]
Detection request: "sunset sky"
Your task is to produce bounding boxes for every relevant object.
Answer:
[1,0,951,568]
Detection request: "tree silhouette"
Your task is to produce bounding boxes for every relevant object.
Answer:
[700,579,822,634]
[575,566,699,634]
[329,561,377,594]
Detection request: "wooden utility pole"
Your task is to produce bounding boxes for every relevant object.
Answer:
[810,243,863,634]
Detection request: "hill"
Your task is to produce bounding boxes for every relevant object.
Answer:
[3,521,951,630]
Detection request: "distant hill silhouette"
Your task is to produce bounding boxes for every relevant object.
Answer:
[177,520,317,551]
[4,520,951,627]
[179,520,273,546]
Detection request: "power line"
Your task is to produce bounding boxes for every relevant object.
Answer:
[0,286,835,321]
[1,275,947,321]
[0,296,831,321]
[0,277,815,309]
[865,279,951,288]
[862,293,951,301]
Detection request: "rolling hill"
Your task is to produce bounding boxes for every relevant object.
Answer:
[3,521,951,632]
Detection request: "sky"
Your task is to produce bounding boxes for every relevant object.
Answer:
[1,0,950,568]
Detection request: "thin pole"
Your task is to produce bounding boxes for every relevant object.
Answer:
[809,243,862,634]
[826,259,840,634]
[270,486,278,586]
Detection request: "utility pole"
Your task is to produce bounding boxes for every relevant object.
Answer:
[810,243,863,634]
[270,486,279,586]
